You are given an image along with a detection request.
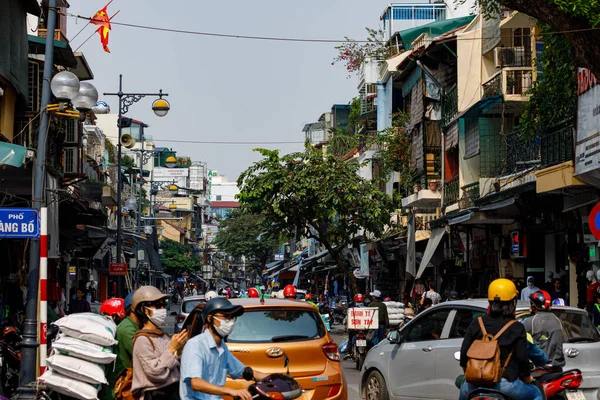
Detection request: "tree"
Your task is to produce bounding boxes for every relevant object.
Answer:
[121,155,135,169]
[159,238,201,275]
[468,0,600,77]
[213,210,283,273]
[237,144,395,292]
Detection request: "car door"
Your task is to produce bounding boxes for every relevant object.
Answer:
[433,307,486,399]
[388,307,452,399]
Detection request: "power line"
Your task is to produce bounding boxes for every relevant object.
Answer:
[152,139,305,145]
[61,11,600,45]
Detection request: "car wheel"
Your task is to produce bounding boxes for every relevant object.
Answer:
[365,370,389,400]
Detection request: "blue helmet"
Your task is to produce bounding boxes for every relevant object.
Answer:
[552,298,566,306]
[124,292,134,310]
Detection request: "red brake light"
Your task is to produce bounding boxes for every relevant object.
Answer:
[327,384,341,397]
[322,342,340,361]
[265,394,284,400]
[176,315,186,323]
[561,375,582,388]
[357,333,366,339]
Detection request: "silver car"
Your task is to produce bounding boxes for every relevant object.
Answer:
[174,295,205,333]
[359,299,600,400]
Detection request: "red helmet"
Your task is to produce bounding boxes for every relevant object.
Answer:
[530,290,552,312]
[100,298,126,319]
[283,285,296,299]
[248,288,260,298]
[354,293,365,303]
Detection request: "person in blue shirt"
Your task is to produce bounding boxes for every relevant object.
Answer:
[180,298,268,400]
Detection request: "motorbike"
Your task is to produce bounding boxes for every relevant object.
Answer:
[454,352,583,400]
[354,329,376,371]
[234,354,303,400]
[0,313,59,398]
[0,313,23,398]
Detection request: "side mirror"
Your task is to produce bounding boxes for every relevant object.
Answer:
[170,311,177,316]
[388,330,401,344]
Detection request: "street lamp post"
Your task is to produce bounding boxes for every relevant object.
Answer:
[104,76,169,296]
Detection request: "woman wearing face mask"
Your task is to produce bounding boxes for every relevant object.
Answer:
[131,286,188,400]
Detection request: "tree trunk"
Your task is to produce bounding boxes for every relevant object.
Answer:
[321,241,359,295]
[500,0,600,78]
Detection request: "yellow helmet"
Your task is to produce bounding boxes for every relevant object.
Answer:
[488,278,518,301]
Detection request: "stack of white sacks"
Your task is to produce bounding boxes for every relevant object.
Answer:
[384,301,405,326]
[39,313,118,400]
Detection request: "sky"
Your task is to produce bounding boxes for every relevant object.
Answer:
[66,1,468,180]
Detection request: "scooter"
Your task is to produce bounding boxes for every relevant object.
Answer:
[0,313,23,398]
[234,355,303,400]
[354,329,376,371]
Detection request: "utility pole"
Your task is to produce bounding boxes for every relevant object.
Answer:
[18,0,56,397]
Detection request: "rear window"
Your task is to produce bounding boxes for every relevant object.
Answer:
[553,310,600,343]
[296,293,306,300]
[226,309,326,343]
[182,300,204,313]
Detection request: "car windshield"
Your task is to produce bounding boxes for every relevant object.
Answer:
[183,300,204,313]
[296,292,306,300]
[226,309,326,343]
[518,309,600,342]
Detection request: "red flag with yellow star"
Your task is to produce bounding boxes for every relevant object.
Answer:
[90,1,114,53]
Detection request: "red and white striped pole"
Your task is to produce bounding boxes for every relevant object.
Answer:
[39,207,48,375]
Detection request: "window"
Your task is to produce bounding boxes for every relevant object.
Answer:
[464,117,480,159]
[182,299,205,313]
[449,309,486,338]
[227,310,326,343]
[405,309,451,342]
[553,310,600,343]
[216,195,222,201]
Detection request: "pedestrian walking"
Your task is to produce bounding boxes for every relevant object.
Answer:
[131,286,188,400]
[420,281,441,306]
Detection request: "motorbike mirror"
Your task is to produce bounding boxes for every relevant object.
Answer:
[242,367,254,381]
[454,351,461,361]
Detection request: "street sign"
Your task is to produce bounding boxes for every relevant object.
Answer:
[589,203,600,240]
[109,263,128,276]
[0,208,40,238]
[347,308,379,330]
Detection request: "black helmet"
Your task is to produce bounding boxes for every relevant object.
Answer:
[203,297,244,320]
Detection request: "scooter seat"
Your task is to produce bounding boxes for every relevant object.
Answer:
[536,371,565,382]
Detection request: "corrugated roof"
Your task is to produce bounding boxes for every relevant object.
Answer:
[399,15,475,50]
[211,201,239,208]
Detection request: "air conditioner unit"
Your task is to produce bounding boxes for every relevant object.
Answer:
[494,47,525,68]
[64,120,78,144]
[63,147,78,174]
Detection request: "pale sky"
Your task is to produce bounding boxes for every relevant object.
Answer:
[66,1,467,180]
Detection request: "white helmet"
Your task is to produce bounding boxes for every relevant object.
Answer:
[587,270,595,282]
[205,290,218,301]
[596,270,600,282]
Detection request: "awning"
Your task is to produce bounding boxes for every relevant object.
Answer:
[448,211,475,225]
[0,142,28,167]
[159,273,171,280]
[386,50,413,72]
[399,15,475,49]
[189,273,208,284]
[219,278,232,286]
[415,227,446,279]
[265,260,285,273]
[479,197,515,211]
[27,35,77,68]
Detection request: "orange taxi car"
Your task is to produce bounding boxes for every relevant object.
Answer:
[184,297,348,399]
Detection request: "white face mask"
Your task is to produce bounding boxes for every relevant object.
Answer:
[213,317,235,337]
[147,308,167,327]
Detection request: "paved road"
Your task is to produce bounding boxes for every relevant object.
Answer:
[164,313,361,399]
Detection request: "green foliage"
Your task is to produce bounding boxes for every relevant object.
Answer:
[213,209,283,267]
[121,155,135,169]
[159,238,201,275]
[104,138,116,164]
[549,0,600,27]
[333,28,390,77]
[348,97,362,128]
[237,144,395,290]
[372,111,416,195]
[327,134,358,157]
[520,28,577,137]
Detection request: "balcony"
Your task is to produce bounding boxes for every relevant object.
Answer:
[381,3,447,42]
[541,121,574,167]
[38,29,68,43]
[444,175,460,206]
[442,85,458,126]
[482,68,533,101]
[458,181,480,209]
[360,93,378,115]
[302,122,329,146]
[505,129,540,173]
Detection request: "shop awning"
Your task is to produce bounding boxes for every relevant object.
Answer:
[479,197,515,211]
[27,34,77,68]
[415,227,445,279]
[399,15,475,49]
[159,273,171,280]
[265,260,285,272]
[189,273,207,284]
[0,142,28,167]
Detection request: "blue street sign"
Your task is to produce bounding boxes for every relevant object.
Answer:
[0,208,40,238]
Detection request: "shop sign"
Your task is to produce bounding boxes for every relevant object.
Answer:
[347,308,379,330]
[353,268,368,280]
[575,68,600,177]
[0,208,40,238]
[69,266,76,276]
[588,202,600,240]
[109,263,128,276]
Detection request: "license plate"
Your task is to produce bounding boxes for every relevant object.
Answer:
[566,390,585,400]
[356,340,367,347]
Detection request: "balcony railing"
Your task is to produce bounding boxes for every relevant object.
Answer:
[444,175,460,205]
[541,121,574,167]
[442,85,458,126]
[483,72,502,98]
[360,93,378,114]
[505,68,533,96]
[505,129,540,173]
[462,181,480,201]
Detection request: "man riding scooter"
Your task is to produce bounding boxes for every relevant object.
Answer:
[343,293,365,361]
[523,290,565,369]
